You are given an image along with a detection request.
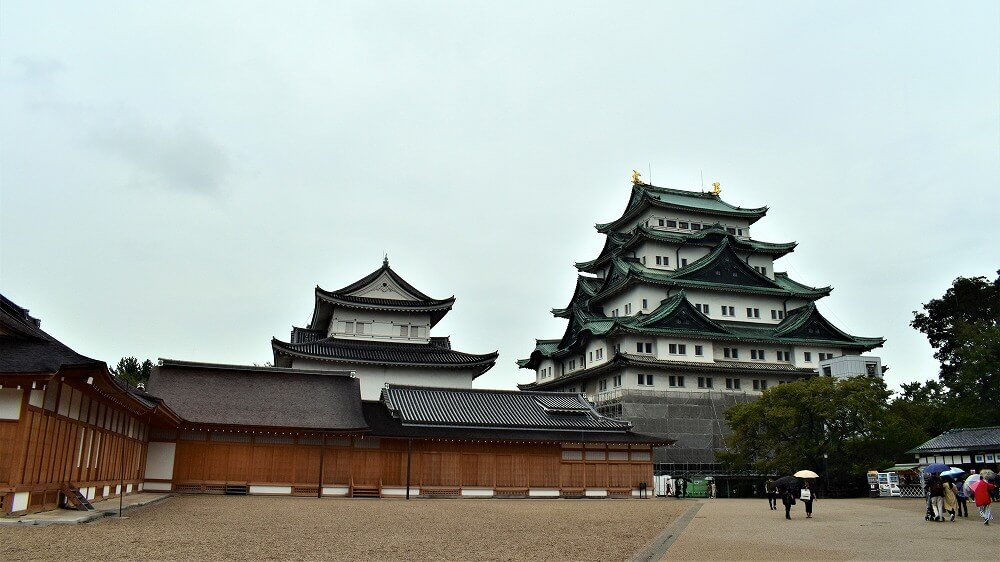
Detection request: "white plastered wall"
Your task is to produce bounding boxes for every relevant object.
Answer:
[144,442,177,480]
[0,388,23,420]
[291,359,476,400]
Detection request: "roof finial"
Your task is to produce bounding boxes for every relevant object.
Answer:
[631,170,647,186]
[383,253,389,267]
[711,182,721,196]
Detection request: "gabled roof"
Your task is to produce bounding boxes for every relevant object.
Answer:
[590,239,831,303]
[272,337,498,376]
[772,303,885,348]
[147,359,369,431]
[551,276,603,318]
[519,297,883,369]
[381,384,630,430]
[516,339,562,369]
[576,223,796,274]
[0,293,103,373]
[596,183,768,234]
[309,259,456,330]
[907,426,1000,454]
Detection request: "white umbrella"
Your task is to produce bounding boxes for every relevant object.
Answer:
[963,474,982,496]
[794,470,820,478]
[941,467,965,478]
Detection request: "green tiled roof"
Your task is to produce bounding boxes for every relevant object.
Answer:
[590,239,831,302]
[596,184,768,234]
[576,224,796,274]
[519,294,883,370]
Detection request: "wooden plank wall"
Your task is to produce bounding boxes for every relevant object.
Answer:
[2,382,148,513]
[168,434,654,492]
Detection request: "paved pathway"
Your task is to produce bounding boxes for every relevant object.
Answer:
[659,497,996,560]
[0,493,170,526]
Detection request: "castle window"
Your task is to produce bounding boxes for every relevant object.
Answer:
[723,347,740,359]
[638,374,654,386]
[721,306,735,317]
[695,345,704,356]
[667,375,683,387]
[695,303,710,314]
[596,348,604,360]
[725,378,741,390]
[804,352,812,362]
[746,308,760,318]
[642,299,648,309]
[655,256,662,265]
[698,376,713,389]
[777,351,791,362]
[681,258,688,267]
[678,221,689,229]
[599,379,608,391]
[691,223,702,230]
[658,219,664,226]
[613,375,622,387]
[726,227,736,234]
[750,349,765,360]
[666,220,677,228]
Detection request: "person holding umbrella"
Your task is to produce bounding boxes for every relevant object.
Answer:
[971,469,996,525]
[773,475,799,520]
[794,470,820,519]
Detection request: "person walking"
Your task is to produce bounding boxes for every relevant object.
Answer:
[973,477,996,525]
[927,474,945,521]
[801,481,815,518]
[781,486,796,520]
[956,478,970,518]
[765,478,777,510]
[942,476,958,522]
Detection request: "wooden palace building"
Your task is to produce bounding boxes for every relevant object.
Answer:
[517,175,884,476]
[2,261,666,515]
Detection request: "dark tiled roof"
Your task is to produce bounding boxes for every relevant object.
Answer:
[146,360,368,431]
[0,293,102,373]
[908,426,1000,454]
[272,337,498,375]
[596,183,768,233]
[363,401,669,444]
[309,261,457,330]
[381,384,630,430]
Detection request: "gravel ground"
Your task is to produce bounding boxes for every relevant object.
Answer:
[0,495,688,561]
[662,497,998,561]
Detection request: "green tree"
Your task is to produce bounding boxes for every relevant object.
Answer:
[111,357,153,387]
[719,376,892,491]
[911,271,1000,424]
[883,379,953,461]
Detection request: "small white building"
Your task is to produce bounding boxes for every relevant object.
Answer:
[272,258,498,399]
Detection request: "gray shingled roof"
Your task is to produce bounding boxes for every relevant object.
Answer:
[381,385,630,430]
[147,360,369,430]
[908,426,1000,454]
[0,294,102,373]
[272,337,498,373]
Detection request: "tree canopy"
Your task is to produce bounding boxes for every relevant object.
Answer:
[719,375,891,490]
[911,271,1000,425]
[110,356,153,387]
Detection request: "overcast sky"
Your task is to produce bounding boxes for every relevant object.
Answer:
[1,1,997,393]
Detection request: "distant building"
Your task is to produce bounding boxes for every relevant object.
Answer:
[271,258,498,399]
[517,178,884,476]
[908,426,1000,471]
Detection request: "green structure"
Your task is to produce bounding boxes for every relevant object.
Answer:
[518,178,884,477]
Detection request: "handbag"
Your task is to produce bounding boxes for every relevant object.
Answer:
[800,488,811,500]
